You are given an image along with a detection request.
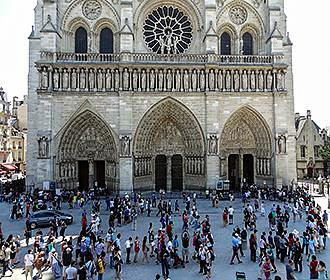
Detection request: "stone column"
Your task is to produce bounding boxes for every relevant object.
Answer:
[239,154,244,189]
[88,159,94,190]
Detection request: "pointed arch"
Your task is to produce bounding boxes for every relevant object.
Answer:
[220,106,272,157]
[133,97,205,157]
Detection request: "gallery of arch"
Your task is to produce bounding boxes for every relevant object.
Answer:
[27,0,297,193]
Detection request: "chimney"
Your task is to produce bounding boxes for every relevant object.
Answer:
[307,110,311,119]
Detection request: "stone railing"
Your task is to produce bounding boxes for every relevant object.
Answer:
[39,51,284,65]
[37,64,288,93]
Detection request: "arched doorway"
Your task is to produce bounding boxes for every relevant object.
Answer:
[155,155,167,192]
[56,110,118,192]
[133,98,205,192]
[171,155,183,192]
[220,106,272,192]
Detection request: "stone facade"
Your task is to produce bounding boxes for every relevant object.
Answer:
[27,0,297,192]
[296,111,327,179]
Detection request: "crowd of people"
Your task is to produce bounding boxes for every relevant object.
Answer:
[0,184,329,280]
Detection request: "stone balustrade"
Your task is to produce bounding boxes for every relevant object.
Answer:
[37,63,288,93]
[39,52,284,65]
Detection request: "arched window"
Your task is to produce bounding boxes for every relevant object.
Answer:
[100,28,114,54]
[242,32,253,55]
[75,27,88,53]
[220,32,231,55]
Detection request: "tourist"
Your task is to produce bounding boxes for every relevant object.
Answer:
[262,258,271,280]
[142,236,149,263]
[230,233,242,265]
[228,205,234,225]
[24,249,34,280]
[64,261,78,280]
[286,259,297,280]
[249,233,257,262]
[133,236,140,263]
[96,255,105,280]
[308,255,319,279]
[35,251,45,279]
[125,237,132,264]
[318,261,328,279]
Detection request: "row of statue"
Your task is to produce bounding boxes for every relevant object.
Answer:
[39,66,286,92]
[185,157,205,175]
[134,158,152,177]
[256,158,271,176]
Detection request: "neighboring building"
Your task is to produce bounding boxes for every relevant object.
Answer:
[13,96,28,132]
[295,110,327,179]
[0,88,11,164]
[27,0,297,193]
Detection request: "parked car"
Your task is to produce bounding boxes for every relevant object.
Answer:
[30,210,73,229]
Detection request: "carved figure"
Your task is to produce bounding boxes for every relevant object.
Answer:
[106,69,111,89]
[217,70,223,91]
[62,69,69,89]
[225,71,231,91]
[141,70,146,90]
[114,69,120,90]
[97,69,103,90]
[166,70,172,91]
[123,69,129,90]
[158,70,163,90]
[242,70,248,91]
[234,71,240,91]
[132,70,138,90]
[53,69,59,89]
[159,36,165,54]
[209,71,215,90]
[89,69,95,90]
[38,137,49,158]
[80,69,86,89]
[41,69,48,89]
[175,70,181,91]
[71,69,77,89]
[121,136,131,157]
[150,70,155,90]
[191,70,197,91]
[267,71,273,90]
[277,135,286,154]
[200,71,205,90]
[250,71,256,90]
[258,71,264,91]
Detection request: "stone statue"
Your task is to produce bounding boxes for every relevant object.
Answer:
[114,69,120,90]
[159,36,165,54]
[121,136,131,157]
[175,70,181,91]
[38,136,49,158]
[208,135,218,155]
[217,70,223,91]
[225,71,231,91]
[239,39,244,55]
[105,69,111,90]
[88,32,93,53]
[53,69,59,89]
[277,71,284,90]
[123,69,129,90]
[71,69,77,90]
[200,71,205,90]
[234,71,240,91]
[250,71,256,91]
[41,69,48,89]
[150,70,155,90]
[209,70,215,90]
[158,70,163,90]
[97,69,103,90]
[80,69,86,89]
[89,69,95,90]
[184,70,189,90]
[141,70,146,90]
[173,36,179,54]
[191,70,197,91]
[62,69,69,90]
[132,70,138,90]
[242,70,248,91]
[258,71,264,91]
[166,70,172,91]
[267,71,273,91]
[277,135,286,154]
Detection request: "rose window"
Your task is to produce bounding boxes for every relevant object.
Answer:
[143,6,193,54]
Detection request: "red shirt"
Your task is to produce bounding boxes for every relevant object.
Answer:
[310,260,318,273]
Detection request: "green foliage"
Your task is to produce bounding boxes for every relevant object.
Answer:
[320,141,330,174]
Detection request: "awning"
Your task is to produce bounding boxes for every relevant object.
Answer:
[1,164,17,171]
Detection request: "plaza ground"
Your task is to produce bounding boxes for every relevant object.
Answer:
[2,195,330,280]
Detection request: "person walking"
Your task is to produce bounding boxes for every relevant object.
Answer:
[286,259,297,280]
[96,255,105,280]
[64,261,78,280]
[24,249,34,280]
[318,261,328,279]
[181,230,190,263]
[142,236,149,263]
[125,237,133,264]
[249,233,257,262]
[133,236,140,263]
[308,255,319,279]
[230,233,242,265]
[228,206,234,225]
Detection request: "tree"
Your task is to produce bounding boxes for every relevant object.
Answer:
[320,141,330,176]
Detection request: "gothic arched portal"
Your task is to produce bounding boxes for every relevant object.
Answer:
[56,110,118,192]
[133,98,206,192]
[220,106,273,192]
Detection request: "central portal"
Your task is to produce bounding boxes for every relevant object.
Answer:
[155,155,167,192]
[171,155,183,192]
[78,161,89,191]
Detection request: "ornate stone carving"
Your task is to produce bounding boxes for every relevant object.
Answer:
[40,68,48,89]
[53,69,59,89]
[208,134,218,155]
[120,135,131,157]
[62,69,69,90]
[97,69,103,90]
[277,134,287,154]
[229,5,248,25]
[71,69,77,90]
[80,69,86,90]
[38,136,50,159]
[82,0,102,20]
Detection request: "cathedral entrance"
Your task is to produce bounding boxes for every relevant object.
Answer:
[228,154,240,192]
[95,161,105,189]
[171,155,183,192]
[243,154,254,185]
[133,98,206,192]
[155,155,167,192]
[220,106,273,191]
[56,109,118,191]
[78,161,89,191]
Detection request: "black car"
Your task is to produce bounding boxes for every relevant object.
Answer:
[30,210,73,229]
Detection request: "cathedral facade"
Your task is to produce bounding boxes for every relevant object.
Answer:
[27,0,297,193]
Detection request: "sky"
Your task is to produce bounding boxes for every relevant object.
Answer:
[0,1,329,128]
